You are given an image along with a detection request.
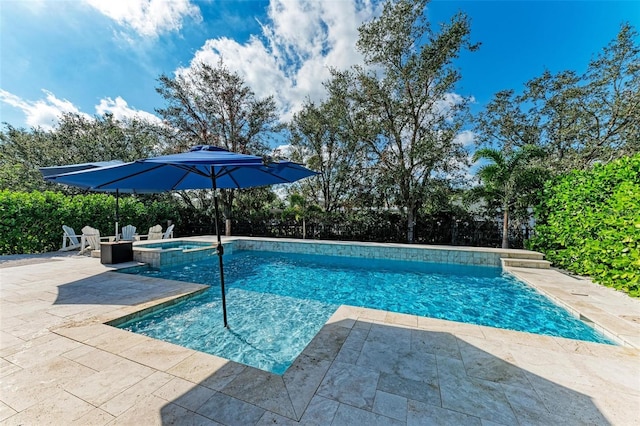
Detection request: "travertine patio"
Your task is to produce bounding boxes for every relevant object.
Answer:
[1,239,638,425]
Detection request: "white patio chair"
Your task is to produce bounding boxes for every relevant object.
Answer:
[162,224,175,239]
[60,225,87,251]
[120,224,137,241]
[138,224,163,240]
[80,226,111,255]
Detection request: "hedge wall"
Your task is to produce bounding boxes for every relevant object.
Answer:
[529,154,640,297]
[0,191,177,255]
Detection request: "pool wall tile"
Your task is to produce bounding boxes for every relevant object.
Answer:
[132,241,217,268]
[229,239,526,267]
[131,237,546,270]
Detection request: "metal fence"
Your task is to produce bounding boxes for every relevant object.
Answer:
[183,214,531,249]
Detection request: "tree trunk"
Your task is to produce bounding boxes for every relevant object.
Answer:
[407,207,416,244]
[220,189,234,237]
[502,207,510,249]
[302,217,306,239]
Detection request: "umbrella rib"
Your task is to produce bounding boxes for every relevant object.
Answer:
[166,164,209,190]
[215,165,291,188]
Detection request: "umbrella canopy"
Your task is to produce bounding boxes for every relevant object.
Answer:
[39,160,124,177]
[45,147,315,192]
[45,145,318,327]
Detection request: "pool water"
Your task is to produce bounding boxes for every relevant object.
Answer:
[117,250,615,374]
[137,241,212,250]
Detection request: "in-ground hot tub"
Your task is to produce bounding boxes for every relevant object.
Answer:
[133,240,217,268]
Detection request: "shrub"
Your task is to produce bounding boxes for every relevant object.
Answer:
[0,191,178,255]
[529,154,640,297]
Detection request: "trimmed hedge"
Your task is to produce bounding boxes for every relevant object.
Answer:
[529,154,640,297]
[0,191,177,255]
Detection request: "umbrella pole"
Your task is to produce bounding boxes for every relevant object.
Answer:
[115,189,120,242]
[211,173,228,328]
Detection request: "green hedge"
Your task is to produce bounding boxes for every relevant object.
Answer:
[0,191,178,255]
[529,154,640,297]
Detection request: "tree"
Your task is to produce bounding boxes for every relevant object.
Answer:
[281,193,321,239]
[289,70,374,213]
[156,61,281,235]
[525,70,590,172]
[579,23,640,162]
[474,89,540,153]
[0,113,163,192]
[471,145,548,248]
[476,24,640,173]
[352,0,478,243]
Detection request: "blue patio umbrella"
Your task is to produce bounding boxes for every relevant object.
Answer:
[46,145,318,327]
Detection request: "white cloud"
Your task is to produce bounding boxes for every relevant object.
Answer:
[95,96,163,124]
[182,0,378,122]
[84,0,201,38]
[453,130,476,147]
[0,89,163,130]
[0,89,89,131]
[273,144,294,159]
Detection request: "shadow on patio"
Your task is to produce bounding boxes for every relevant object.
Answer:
[52,269,207,307]
[132,319,616,425]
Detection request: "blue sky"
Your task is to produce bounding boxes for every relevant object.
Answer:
[1,0,638,149]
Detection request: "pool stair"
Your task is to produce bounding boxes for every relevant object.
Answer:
[501,257,552,269]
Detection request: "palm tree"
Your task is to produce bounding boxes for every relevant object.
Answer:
[472,145,548,248]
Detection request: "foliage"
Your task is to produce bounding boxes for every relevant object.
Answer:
[529,154,640,297]
[471,145,548,248]
[156,60,281,234]
[475,23,640,173]
[288,70,375,212]
[351,0,478,242]
[156,61,279,154]
[0,113,165,193]
[0,191,179,255]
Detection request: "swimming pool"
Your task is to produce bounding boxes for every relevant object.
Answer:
[116,249,615,374]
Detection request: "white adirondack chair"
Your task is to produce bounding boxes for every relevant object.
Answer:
[120,224,137,241]
[138,224,163,240]
[60,225,87,251]
[162,224,175,239]
[80,226,110,255]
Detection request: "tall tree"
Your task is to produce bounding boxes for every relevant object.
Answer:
[523,70,585,171]
[156,61,280,235]
[471,145,548,249]
[580,23,640,162]
[289,70,374,212]
[353,0,478,242]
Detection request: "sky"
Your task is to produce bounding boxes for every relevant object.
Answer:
[1,0,638,151]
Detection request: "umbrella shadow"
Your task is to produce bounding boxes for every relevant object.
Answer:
[53,270,206,307]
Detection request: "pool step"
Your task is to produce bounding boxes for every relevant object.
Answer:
[502,258,552,269]
[501,252,545,261]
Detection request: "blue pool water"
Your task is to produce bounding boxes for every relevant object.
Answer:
[137,241,212,250]
[117,250,615,374]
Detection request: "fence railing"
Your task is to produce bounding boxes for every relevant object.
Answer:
[184,217,531,249]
